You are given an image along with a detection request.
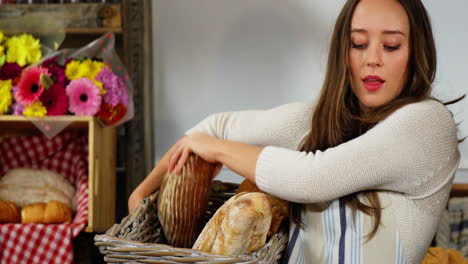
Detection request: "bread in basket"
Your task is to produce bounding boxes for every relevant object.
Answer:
[94,179,289,263]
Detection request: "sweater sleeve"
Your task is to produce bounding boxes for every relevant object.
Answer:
[255,100,461,203]
[185,102,314,150]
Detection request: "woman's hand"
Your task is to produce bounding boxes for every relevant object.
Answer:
[128,190,145,214]
[168,133,222,174]
[168,133,261,184]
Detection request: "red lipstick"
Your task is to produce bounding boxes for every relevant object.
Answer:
[362,75,385,92]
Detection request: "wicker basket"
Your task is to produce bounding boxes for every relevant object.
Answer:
[94,180,289,264]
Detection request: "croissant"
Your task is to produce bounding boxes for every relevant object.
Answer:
[157,154,217,248]
[0,200,21,223]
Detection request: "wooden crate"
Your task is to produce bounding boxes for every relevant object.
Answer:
[0,115,116,233]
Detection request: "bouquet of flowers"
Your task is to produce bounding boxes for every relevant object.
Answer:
[0,31,133,127]
[0,30,42,115]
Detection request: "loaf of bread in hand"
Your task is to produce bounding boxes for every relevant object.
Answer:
[157,154,217,248]
[21,200,72,224]
[0,168,76,210]
[0,200,21,223]
[236,179,289,240]
[193,192,273,256]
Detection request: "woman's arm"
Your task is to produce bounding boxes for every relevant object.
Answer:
[128,137,184,214]
[185,102,313,149]
[168,133,263,183]
[129,102,313,213]
[253,100,460,203]
[169,100,460,204]
[167,102,314,182]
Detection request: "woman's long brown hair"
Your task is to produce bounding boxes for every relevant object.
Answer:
[291,0,465,240]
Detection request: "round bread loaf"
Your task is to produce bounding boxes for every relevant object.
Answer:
[0,168,76,210]
[157,154,216,248]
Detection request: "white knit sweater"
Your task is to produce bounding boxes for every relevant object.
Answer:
[186,99,460,263]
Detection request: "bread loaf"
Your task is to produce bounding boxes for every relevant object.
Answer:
[44,200,72,224]
[0,168,76,210]
[265,195,289,239]
[21,201,72,224]
[21,203,46,224]
[236,179,262,193]
[192,192,244,253]
[236,179,289,239]
[157,154,217,248]
[193,192,273,256]
[0,200,21,223]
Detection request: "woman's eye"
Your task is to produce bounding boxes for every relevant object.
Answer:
[352,43,366,49]
[384,45,400,51]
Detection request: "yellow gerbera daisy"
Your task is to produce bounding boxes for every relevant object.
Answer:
[23,101,47,117]
[0,80,13,114]
[65,60,85,80]
[79,59,98,79]
[0,45,4,57]
[0,31,4,43]
[6,34,42,67]
[89,60,106,78]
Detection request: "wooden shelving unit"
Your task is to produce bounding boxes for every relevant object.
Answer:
[0,3,124,233]
[0,3,122,35]
[1,0,155,234]
[1,2,154,262]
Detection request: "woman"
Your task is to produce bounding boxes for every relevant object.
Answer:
[129,0,463,263]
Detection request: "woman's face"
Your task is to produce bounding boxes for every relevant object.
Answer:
[349,0,410,109]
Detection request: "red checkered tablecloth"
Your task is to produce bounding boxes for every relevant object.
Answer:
[0,130,89,264]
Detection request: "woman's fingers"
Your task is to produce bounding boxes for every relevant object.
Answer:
[168,143,184,172]
[168,134,221,174]
[174,148,190,174]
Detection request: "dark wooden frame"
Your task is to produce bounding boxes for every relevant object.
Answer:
[116,0,155,221]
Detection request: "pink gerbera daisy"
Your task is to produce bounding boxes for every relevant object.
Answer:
[40,83,69,115]
[15,66,50,106]
[66,78,102,116]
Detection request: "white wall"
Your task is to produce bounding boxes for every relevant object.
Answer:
[152,1,468,183]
